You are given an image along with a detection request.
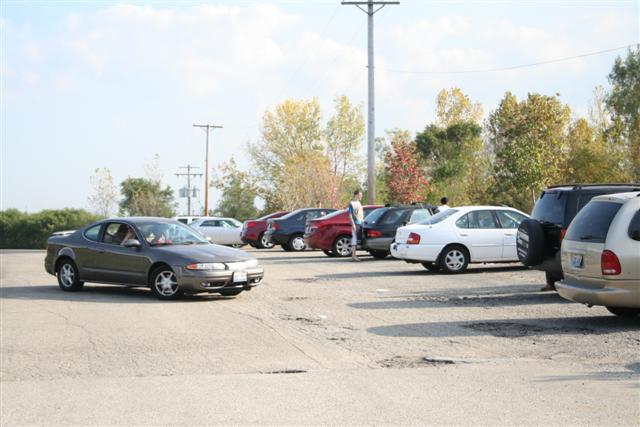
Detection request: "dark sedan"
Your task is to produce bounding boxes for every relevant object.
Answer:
[362,206,436,258]
[44,217,264,300]
[264,208,336,251]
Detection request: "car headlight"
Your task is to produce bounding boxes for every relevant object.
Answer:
[185,263,226,271]
[245,258,259,268]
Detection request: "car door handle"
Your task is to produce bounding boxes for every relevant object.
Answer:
[460,233,469,237]
[504,233,514,236]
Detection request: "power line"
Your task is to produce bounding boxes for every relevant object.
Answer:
[193,124,223,216]
[374,43,637,75]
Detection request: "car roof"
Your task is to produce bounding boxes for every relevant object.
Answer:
[103,217,178,224]
[546,183,640,192]
[591,191,640,203]
[448,205,523,212]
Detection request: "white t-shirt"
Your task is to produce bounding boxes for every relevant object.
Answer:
[438,204,450,213]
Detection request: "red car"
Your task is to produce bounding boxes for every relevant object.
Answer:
[242,211,289,249]
[304,205,383,257]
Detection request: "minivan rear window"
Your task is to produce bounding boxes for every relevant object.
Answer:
[564,201,622,244]
[364,208,388,225]
[531,191,567,225]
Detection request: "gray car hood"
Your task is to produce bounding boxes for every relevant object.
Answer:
[151,243,254,264]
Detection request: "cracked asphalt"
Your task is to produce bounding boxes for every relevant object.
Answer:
[1,249,638,425]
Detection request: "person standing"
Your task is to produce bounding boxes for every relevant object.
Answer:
[348,189,365,262]
[438,197,450,213]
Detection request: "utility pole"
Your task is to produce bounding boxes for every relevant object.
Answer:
[193,124,223,215]
[342,0,399,204]
[175,165,202,216]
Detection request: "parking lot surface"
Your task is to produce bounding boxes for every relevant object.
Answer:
[1,249,638,425]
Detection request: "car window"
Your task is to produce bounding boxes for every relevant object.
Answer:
[84,224,102,242]
[176,218,188,224]
[222,219,240,228]
[305,211,325,221]
[531,191,567,225]
[409,209,431,224]
[365,208,388,224]
[137,221,208,246]
[379,210,405,225]
[200,220,220,227]
[103,223,135,245]
[455,213,470,229]
[470,210,498,229]
[565,201,622,244]
[628,210,640,241]
[421,209,458,225]
[496,210,527,229]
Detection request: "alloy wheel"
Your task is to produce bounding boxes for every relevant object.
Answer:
[291,236,305,251]
[335,237,352,257]
[60,264,75,287]
[261,234,274,249]
[154,271,179,297]
[444,250,466,271]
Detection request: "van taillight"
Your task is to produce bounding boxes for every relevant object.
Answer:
[601,250,621,275]
[367,230,382,238]
[559,228,567,242]
[407,232,421,245]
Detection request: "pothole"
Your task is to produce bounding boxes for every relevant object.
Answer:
[262,369,307,375]
[377,356,458,368]
[462,322,594,338]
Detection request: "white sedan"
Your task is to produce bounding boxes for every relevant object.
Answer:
[391,206,529,273]
[189,217,245,247]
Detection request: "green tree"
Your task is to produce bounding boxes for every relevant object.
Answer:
[606,46,640,180]
[384,129,429,204]
[435,87,483,127]
[119,178,175,217]
[487,92,571,211]
[212,158,258,220]
[88,167,118,217]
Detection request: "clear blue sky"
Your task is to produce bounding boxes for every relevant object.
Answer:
[2,1,638,214]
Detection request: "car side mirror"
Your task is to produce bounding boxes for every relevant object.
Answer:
[123,239,141,248]
[630,230,640,241]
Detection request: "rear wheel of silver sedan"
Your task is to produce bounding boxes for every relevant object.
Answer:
[57,259,84,292]
[150,267,184,300]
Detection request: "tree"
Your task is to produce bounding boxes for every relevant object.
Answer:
[212,158,258,220]
[87,167,118,218]
[119,178,175,217]
[606,46,640,180]
[325,95,366,205]
[249,96,365,210]
[384,130,429,204]
[435,88,483,127]
[487,92,571,211]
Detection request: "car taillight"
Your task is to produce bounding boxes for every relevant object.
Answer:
[601,250,621,275]
[367,229,382,238]
[273,222,281,231]
[559,228,567,242]
[407,232,421,245]
[246,221,256,228]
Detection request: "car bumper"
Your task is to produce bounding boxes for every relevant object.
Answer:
[362,237,394,252]
[556,278,640,308]
[175,266,264,293]
[391,243,445,262]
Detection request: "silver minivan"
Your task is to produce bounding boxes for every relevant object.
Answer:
[557,191,640,317]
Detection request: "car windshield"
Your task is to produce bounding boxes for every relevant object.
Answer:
[364,208,388,224]
[223,219,242,227]
[564,201,622,244]
[137,221,209,246]
[531,191,567,225]
[279,210,303,220]
[419,209,458,225]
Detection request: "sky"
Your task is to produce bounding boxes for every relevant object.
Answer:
[1,0,639,215]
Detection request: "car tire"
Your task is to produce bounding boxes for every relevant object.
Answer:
[256,232,275,249]
[149,266,184,300]
[282,243,293,252]
[421,262,441,272]
[369,250,389,259]
[516,219,545,266]
[57,259,84,292]
[323,250,337,257]
[288,234,306,252]
[439,245,469,274]
[219,289,243,297]
[606,306,640,317]
[332,235,353,257]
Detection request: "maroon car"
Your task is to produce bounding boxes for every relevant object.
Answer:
[304,205,383,257]
[242,211,289,249]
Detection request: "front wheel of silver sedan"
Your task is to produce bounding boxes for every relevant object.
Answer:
[150,267,184,300]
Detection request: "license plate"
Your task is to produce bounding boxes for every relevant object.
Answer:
[571,254,583,268]
[233,271,248,283]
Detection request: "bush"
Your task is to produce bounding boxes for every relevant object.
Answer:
[0,208,102,249]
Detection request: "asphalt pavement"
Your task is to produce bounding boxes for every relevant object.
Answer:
[1,249,638,425]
